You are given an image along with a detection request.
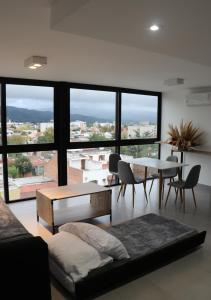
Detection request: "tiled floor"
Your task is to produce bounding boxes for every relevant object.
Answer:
[9,181,211,300]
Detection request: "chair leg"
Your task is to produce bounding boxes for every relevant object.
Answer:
[117,184,123,202]
[179,188,183,203]
[149,179,154,195]
[183,189,186,213]
[112,174,115,185]
[162,179,165,200]
[123,184,127,196]
[172,178,177,194]
[143,183,148,203]
[192,188,197,208]
[109,174,114,186]
[175,188,179,203]
[132,184,135,208]
[165,185,172,207]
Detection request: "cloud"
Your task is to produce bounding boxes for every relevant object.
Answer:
[6,84,53,111]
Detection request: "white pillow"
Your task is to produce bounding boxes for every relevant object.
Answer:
[47,231,113,282]
[59,222,130,260]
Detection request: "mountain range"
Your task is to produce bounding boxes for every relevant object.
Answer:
[7,106,156,124]
[7,106,109,123]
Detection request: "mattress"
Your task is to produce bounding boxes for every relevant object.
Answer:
[106,213,197,257]
[49,213,200,297]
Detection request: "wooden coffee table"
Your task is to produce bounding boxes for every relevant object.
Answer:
[36,182,112,233]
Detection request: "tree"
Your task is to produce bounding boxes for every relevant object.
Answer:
[89,133,108,142]
[7,135,27,145]
[8,165,18,178]
[37,127,54,144]
[14,155,33,177]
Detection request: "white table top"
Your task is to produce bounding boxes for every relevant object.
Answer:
[126,157,188,170]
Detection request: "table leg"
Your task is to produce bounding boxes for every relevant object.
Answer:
[159,170,163,209]
[51,200,55,234]
[36,211,39,222]
[52,222,56,234]
[144,166,148,189]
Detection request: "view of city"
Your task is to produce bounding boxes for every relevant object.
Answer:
[0,85,159,201]
[70,89,158,142]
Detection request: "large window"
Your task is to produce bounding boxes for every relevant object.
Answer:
[120,144,159,178]
[120,144,159,159]
[121,93,158,139]
[70,89,116,142]
[0,155,4,200]
[0,85,2,145]
[7,151,57,201]
[6,85,54,145]
[67,147,114,186]
[0,78,161,203]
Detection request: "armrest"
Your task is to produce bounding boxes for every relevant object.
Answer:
[0,236,51,300]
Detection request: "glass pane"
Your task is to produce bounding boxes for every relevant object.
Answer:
[0,155,4,200]
[6,85,54,145]
[121,93,158,139]
[0,84,1,144]
[120,144,159,177]
[67,147,114,185]
[7,151,58,201]
[70,89,116,142]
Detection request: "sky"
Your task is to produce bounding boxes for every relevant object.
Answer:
[6,85,158,122]
[6,84,54,111]
[70,89,158,122]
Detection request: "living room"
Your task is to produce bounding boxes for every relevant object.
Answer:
[0,1,211,300]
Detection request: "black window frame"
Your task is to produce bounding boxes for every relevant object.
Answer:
[0,77,162,203]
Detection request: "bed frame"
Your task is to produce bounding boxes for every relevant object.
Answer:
[52,230,206,300]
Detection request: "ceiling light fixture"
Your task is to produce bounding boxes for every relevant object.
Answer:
[150,24,159,31]
[24,56,47,70]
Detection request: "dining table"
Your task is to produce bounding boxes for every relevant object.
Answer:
[125,157,188,209]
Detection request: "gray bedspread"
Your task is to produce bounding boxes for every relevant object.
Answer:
[0,199,31,242]
[106,214,197,258]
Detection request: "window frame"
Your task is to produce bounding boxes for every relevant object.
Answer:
[0,77,162,203]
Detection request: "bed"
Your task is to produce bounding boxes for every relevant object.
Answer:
[48,213,206,300]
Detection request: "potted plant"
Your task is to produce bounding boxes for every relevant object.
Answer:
[166,120,203,151]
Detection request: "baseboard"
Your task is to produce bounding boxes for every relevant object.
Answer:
[197,183,211,191]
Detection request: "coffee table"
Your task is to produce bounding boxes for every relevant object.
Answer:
[36,182,112,234]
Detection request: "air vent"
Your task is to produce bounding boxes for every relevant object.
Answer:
[164,78,184,86]
[186,92,211,106]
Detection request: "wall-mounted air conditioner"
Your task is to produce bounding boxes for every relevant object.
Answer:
[185,92,211,106]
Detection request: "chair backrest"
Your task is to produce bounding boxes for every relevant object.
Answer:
[162,155,178,177]
[184,165,201,189]
[109,153,121,173]
[118,161,135,184]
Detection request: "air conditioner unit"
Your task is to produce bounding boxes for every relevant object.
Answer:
[185,92,211,106]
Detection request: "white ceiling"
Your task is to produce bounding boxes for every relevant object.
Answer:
[0,0,211,92]
[51,0,211,67]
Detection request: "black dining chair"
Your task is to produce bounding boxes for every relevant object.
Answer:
[165,164,201,212]
[108,153,121,185]
[117,160,148,207]
[149,155,178,197]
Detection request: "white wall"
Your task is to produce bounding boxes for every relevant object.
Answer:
[161,89,211,185]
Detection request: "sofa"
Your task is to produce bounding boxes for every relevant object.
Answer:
[0,198,51,300]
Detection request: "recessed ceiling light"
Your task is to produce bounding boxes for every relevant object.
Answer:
[24,56,47,70]
[150,24,159,31]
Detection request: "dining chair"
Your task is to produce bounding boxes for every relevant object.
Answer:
[165,164,201,212]
[149,155,178,197]
[117,160,148,207]
[108,153,121,185]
